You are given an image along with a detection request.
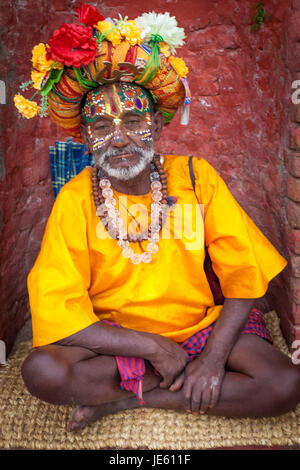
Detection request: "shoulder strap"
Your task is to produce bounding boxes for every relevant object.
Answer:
[188,155,196,193]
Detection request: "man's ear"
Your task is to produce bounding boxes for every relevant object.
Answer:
[80,122,92,155]
[152,111,165,142]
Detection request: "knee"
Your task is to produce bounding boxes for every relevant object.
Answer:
[21,346,71,403]
[265,364,300,415]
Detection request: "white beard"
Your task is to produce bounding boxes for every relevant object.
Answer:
[95,145,155,181]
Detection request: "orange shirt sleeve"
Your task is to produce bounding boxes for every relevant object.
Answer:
[193,158,287,299]
[28,178,99,347]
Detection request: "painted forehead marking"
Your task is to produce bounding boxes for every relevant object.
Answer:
[84,83,152,123]
[105,85,123,117]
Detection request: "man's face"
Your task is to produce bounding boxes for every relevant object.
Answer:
[82,83,161,181]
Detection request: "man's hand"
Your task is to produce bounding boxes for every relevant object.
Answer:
[169,353,226,414]
[183,354,225,414]
[147,335,189,389]
[167,298,256,414]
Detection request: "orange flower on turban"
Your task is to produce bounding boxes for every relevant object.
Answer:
[14,94,40,119]
[31,70,46,90]
[94,20,122,47]
[169,56,189,78]
[32,43,62,73]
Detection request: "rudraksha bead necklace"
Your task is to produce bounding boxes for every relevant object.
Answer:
[92,154,168,264]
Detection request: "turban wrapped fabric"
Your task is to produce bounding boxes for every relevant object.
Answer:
[47,40,186,142]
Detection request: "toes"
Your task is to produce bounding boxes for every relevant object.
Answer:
[67,406,88,432]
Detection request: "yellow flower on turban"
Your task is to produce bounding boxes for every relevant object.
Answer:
[169,56,189,78]
[119,20,143,45]
[94,21,122,47]
[95,19,143,46]
[14,94,40,119]
[31,43,63,73]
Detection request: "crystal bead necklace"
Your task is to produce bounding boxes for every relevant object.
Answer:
[92,154,168,264]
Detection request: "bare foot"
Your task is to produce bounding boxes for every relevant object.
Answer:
[66,379,181,432]
[66,396,140,432]
[67,404,106,432]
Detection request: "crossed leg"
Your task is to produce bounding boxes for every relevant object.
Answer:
[21,334,300,432]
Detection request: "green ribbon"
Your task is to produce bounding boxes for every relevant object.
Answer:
[51,88,81,103]
[96,23,121,43]
[137,34,163,86]
[72,67,99,90]
[149,90,158,103]
[151,33,163,43]
[41,67,64,96]
[160,109,175,123]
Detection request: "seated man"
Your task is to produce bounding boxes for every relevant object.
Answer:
[17,7,300,432]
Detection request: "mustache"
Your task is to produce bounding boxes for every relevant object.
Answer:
[97,145,145,161]
[94,144,155,181]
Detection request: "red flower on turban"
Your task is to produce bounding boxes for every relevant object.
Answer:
[46,23,97,68]
[75,3,104,26]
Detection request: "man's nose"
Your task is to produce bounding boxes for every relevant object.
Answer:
[111,126,129,147]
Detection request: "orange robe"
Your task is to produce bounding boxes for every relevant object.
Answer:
[28,155,287,347]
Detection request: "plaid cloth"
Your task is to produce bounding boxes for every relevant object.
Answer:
[49,138,94,199]
[102,308,272,406]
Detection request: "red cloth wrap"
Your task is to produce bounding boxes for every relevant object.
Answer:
[102,308,272,406]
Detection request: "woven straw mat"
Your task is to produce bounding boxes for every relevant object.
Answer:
[0,310,299,450]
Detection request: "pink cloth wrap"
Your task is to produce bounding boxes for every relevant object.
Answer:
[102,309,272,405]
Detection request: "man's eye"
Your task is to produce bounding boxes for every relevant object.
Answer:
[95,123,110,130]
[126,119,140,125]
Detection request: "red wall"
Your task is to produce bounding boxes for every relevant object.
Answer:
[0,0,295,353]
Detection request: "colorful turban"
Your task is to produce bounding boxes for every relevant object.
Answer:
[14,4,192,143]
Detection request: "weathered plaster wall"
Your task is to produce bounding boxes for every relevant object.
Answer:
[0,0,295,353]
[284,0,300,346]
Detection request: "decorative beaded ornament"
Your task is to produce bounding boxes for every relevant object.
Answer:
[92,154,168,265]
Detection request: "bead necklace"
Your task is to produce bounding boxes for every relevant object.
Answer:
[92,154,168,264]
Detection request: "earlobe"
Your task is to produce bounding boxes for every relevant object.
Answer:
[152,111,164,142]
[80,123,92,154]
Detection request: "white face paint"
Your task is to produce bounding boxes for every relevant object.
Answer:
[84,83,156,181]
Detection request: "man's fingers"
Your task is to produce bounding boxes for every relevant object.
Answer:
[209,376,221,409]
[200,377,221,413]
[190,377,221,414]
[183,380,193,412]
[160,371,177,389]
[159,377,172,389]
[169,372,185,392]
[183,370,224,414]
[191,378,206,414]
[191,387,202,414]
[199,385,212,414]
